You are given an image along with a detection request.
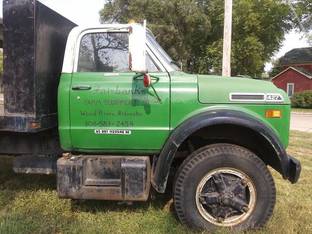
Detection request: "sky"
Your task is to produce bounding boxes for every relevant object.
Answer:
[0,0,105,25]
[0,0,310,72]
[265,30,310,71]
[39,0,105,25]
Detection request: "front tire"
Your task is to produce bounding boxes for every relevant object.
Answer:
[173,144,276,231]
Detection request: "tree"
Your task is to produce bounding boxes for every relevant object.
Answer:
[269,59,284,78]
[101,0,211,72]
[293,0,312,44]
[101,0,293,77]
[197,0,292,77]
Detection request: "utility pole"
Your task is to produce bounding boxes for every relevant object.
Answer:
[222,0,233,77]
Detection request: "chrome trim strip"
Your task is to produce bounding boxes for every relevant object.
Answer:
[229,93,284,103]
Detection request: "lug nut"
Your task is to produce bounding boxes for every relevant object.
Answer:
[242,206,249,212]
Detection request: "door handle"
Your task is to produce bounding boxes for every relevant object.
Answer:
[72,85,92,91]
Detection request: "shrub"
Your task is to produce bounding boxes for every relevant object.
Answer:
[291,90,312,108]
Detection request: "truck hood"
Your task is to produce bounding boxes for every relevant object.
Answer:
[197,75,290,104]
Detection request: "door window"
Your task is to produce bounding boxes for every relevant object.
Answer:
[77,32,161,73]
[78,32,129,73]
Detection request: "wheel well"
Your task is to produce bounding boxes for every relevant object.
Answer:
[173,124,282,174]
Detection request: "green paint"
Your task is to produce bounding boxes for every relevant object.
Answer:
[61,72,170,152]
[58,70,291,153]
[197,75,289,104]
[58,73,72,151]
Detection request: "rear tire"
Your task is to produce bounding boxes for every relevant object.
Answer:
[173,143,276,231]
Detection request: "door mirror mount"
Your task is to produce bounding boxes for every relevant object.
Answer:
[129,22,147,73]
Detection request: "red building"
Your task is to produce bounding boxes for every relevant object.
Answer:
[272,47,312,96]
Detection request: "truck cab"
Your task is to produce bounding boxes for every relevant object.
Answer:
[58,24,174,153]
[0,1,301,231]
[55,24,301,230]
[59,24,291,154]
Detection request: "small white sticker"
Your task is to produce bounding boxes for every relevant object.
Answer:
[94,129,132,135]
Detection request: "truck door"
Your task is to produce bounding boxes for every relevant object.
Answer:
[69,31,170,152]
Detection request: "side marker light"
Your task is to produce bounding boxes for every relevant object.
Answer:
[265,110,282,118]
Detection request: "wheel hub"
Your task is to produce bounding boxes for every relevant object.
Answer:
[196,168,256,226]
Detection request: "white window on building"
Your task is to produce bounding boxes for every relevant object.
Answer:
[287,83,295,97]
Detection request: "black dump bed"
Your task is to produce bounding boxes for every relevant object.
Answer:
[1,0,76,132]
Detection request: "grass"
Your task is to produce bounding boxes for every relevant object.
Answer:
[0,131,311,234]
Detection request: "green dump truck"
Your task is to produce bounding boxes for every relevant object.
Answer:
[0,0,301,231]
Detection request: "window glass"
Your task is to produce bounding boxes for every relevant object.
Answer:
[287,83,295,97]
[146,53,160,72]
[78,32,129,72]
[147,32,180,71]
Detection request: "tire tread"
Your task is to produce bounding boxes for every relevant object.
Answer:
[173,143,276,230]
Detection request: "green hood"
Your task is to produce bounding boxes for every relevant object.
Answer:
[197,75,290,104]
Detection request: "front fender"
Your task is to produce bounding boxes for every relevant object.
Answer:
[152,109,301,193]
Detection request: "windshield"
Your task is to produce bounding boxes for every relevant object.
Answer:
[147,32,180,71]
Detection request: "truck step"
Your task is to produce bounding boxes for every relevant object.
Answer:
[57,155,151,201]
[13,155,57,175]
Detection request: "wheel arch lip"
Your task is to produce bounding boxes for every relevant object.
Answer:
[152,109,301,193]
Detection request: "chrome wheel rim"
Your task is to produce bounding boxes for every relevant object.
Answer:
[195,167,257,227]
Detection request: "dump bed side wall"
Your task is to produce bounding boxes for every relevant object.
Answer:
[3,0,35,115]
[2,0,76,132]
[35,1,76,117]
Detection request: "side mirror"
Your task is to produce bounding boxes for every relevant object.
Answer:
[129,23,147,73]
[143,73,151,87]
